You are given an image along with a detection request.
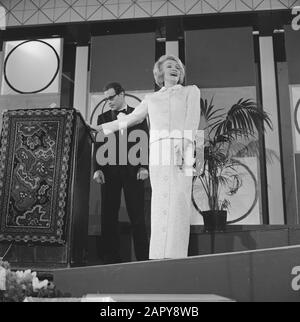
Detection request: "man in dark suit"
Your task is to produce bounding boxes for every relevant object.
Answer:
[93,82,149,264]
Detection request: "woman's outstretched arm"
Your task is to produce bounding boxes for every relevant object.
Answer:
[92,99,148,135]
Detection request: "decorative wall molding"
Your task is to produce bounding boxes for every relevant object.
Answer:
[0,0,299,27]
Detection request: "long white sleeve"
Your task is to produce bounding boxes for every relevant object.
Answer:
[179,85,201,174]
[100,99,148,135]
[184,85,201,142]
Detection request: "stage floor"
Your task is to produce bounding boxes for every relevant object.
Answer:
[53,245,300,302]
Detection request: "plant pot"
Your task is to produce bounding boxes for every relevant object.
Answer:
[201,210,227,232]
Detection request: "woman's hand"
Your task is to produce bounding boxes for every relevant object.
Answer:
[137,168,149,181]
[174,141,184,170]
[87,124,103,142]
[174,139,194,171]
[194,131,205,175]
[88,124,103,134]
[183,139,195,176]
[195,146,204,176]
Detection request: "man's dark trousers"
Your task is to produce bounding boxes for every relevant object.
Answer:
[94,107,149,264]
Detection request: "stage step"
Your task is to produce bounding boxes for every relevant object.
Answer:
[83,294,234,302]
[53,245,300,302]
[25,294,234,302]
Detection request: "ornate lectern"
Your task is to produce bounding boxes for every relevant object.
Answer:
[0,108,92,269]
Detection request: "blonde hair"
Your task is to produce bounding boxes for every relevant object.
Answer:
[153,55,185,88]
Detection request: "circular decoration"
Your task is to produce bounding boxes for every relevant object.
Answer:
[90,93,142,124]
[4,39,60,94]
[192,159,258,224]
[294,99,300,135]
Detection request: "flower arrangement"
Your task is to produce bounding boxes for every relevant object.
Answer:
[0,259,67,302]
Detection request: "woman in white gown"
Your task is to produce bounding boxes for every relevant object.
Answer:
[93,55,202,260]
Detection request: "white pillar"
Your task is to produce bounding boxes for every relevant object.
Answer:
[73,46,89,120]
[0,50,3,95]
[259,36,285,224]
[166,41,179,57]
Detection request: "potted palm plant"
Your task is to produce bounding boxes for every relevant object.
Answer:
[193,97,273,232]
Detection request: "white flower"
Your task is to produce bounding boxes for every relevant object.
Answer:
[16,269,30,279]
[0,267,6,291]
[16,269,34,283]
[32,277,48,291]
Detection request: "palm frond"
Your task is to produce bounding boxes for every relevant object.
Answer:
[213,99,272,139]
[196,95,273,212]
[200,98,224,126]
[232,140,279,163]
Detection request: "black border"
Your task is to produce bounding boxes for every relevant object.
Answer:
[294,99,300,135]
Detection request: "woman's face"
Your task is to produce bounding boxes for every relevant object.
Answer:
[162,59,181,85]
